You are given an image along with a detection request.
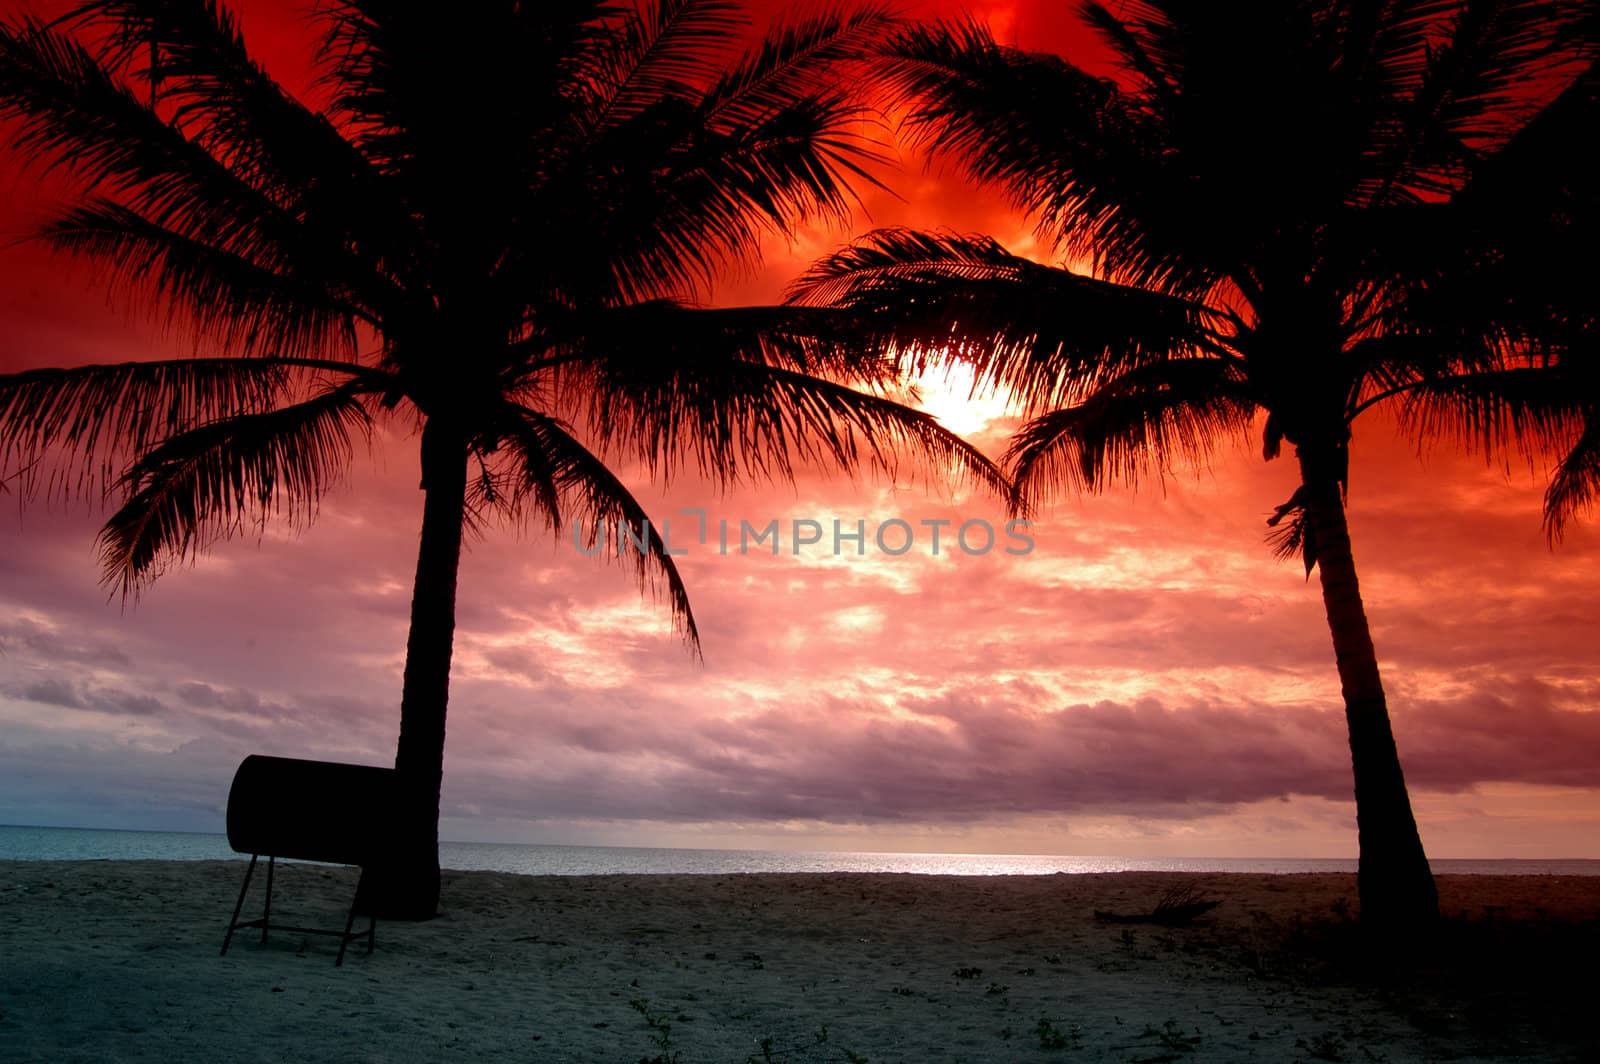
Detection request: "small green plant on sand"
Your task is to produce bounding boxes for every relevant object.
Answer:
[629,999,680,1064]
[1142,1019,1201,1053]
[744,1036,783,1064]
[1036,1018,1081,1050]
[1296,1032,1349,1061]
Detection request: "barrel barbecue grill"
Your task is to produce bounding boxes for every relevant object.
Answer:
[220,755,402,965]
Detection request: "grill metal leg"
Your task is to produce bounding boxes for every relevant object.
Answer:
[337,870,360,967]
[335,868,377,966]
[220,853,259,956]
[261,855,275,944]
[360,868,376,957]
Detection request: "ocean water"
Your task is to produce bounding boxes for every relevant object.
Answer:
[2,824,1596,877]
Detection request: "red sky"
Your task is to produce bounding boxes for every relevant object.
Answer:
[1,1,1597,858]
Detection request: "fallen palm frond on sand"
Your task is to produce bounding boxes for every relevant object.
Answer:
[1094,882,1222,926]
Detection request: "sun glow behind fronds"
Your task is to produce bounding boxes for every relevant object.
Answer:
[902,354,1016,437]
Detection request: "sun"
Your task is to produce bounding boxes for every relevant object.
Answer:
[904,357,1015,437]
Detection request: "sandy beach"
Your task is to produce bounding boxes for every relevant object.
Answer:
[1,862,1596,1063]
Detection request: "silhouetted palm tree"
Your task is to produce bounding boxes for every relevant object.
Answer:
[793,0,1595,929]
[0,0,1005,918]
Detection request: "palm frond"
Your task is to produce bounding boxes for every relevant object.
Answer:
[654,93,889,291]
[1544,414,1600,542]
[67,0,386,195]
[590,3,899,301]
[587,0,746,130]
[502,45,891,308]
[789,226,1034,307]
[0,16,273,227]
[487,401,700,649]
[556,90,888,304]
[574,322,1012,499]
[790,228,1223,412]
[97,384,373,597]
[527,301,883,384]
[0,357,306,498]
[40,199,365,356]
[0,15,410,335]
[78,0,419,287]
[1398,364,1586,467]
[879,17,1211,292]
[1414,0,1585,140]
[1077,1,1178,107]
[1351,0,1589,204]
[1265,483,1317,574]
[1438,55,1600,352]
[1007,357,1258,505]
[702,3,896,129]
[1398,355,1596,543]
[688,1,902,244]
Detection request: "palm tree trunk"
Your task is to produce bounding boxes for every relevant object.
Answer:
[1298,448,1438,932]
[369,417,468,920]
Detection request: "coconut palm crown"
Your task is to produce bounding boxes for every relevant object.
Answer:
[792,0,1597,928]
[0,0,1007,918]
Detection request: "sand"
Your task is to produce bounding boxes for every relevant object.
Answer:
[1,861,1596,1063]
